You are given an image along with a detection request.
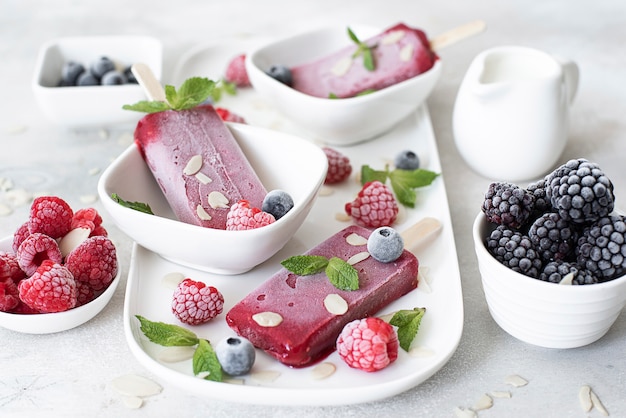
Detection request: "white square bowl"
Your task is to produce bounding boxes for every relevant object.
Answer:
[32,35,162,128]
[246,24,442,145]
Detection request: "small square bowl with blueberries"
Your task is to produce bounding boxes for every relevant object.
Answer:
[32,35,162,128]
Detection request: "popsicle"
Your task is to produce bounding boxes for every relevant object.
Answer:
[225,218,442,368]
[129,65,267,229]
[290,23,436,99]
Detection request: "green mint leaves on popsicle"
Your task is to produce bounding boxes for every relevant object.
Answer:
[348,27,376,71]
[281,255,360,291]
[361,165,439,208]
[123,77,217,113]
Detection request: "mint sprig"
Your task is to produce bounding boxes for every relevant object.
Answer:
[111,193,154,215]
[123,77,216,113]
[389,307,426,351]
[347,27,376,71]
[361,165,439,208]
[135,316,222,382]
[281,255,359,291]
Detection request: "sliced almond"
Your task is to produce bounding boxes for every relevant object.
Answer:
[224,378,245,385]
[197,204,212,221]
[408,346,435,358]
[347,251,370,265]
[208,191,229,209]
[4,188,32,206]
[579,385,592,412]
[0,203,11,216]
[121,395,143,409]
[195,172,212,184]
[183,154,203,175]
[161,271,185,289]
[504,374,528,387]
[453,407,477,418]
[335,212,352,222]
[250,370,281,383]
[311,362,336,380]
[472,394,493,411]
[590,388,609,416]
[490,390,512,399]
[324,294,349,315]
[331,56,353,76]
[58,227,92,257]
[378,311,396,323]
[399,44,414,62]
[110,374,162,397]
[156,346,196,363]
[418,267,432,293]
[559,272,574,285]
[381,30,405,45]
[80,194,98,204]
[0,177,13,191]
[318,186,334,196]
[346,233,368,246]
[252,312,283,327]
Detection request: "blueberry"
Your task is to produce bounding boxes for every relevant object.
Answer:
[101,70,127,85]
[76,71,99,86]
[90,56,116,79]
[367,227,404,263]
[61,61,85,86]
[123,65,137,83]
[215,336,256,376]
[266,65,293,86]
[394,150,420,170]
[262,190,294,220]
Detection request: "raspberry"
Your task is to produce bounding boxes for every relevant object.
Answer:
[1,251,26,283]
[224,54,251,87]
[172,278,224,325]
[0,279,20,312]
[71,207,105,236]
[12,222,30,253]
[18,260,77,313]
[28,196,73,239]
[345,181,398,228]
[226,200,276,230]
[16,233,63,277]
[65,236,118,291]
[75,281,95,307]
[323,147,352,184]
[336,317,399,372]
[215,107,246,123]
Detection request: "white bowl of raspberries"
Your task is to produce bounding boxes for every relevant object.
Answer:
[474,158,626,348]
[0,196,120,334]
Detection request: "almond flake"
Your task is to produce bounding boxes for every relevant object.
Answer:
[311,362,336,380]
[183,155,203,176]
[504,374,528,387]
[80,194,98,204]
[378,311,396,323]
[453,407,477,418]
[346,233,368,246]
[197,204,212,221]
[208,191,229,209]
[0,176,13,191]
[195,172,212,185]
[88,167,101,176]
[347,251,370,265]
[250,370,281,383]
[156,346,195,363]
[4,188,31,206]
[58,227,91,257]
[162,272,185,289]
[318,186,334,196]
[324,294,348,315]
[559,272,574,285]
[579,385,592,412]
[399,44,414,62]
[418,267,432,293]
[252,312,283,327]
[381,30,406,45]
[0,203,12,216]
[110,374,162,397]
[473,394,493,411]
[121,395,143,409]
[331,56,353,76]
[335,212,352,222]
[224,378,245,385]
[490,390,512,398]
[408,346,435,358]
[590,388,609,416]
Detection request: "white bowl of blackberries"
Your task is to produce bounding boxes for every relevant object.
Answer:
[32,35,162,128]
[473,158,626,349]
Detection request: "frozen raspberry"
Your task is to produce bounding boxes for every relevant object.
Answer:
[172,278,224,325]
[71,207,105,235]
[65,236,118,291]
[226,200,276,230]
[215,107,246,123]
[12,222,30,253]
[75,281,96,307]
[28,196,73,239]
[224,54,251,87]
[336,317,399,372]
[18,260,77,313]
[345,181,398,228]
[0,279,20,312]
[1,252,26,283]
[323,147,352,184]
[16,233,63,277]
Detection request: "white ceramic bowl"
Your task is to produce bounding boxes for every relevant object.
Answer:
[0,237,121,334]
[473,213,626,348]
[32,35,162,128]
[246,24,442,145]
[98,122,327,275]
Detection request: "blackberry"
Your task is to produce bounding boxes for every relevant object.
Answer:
[526,178,551,214]
[486,225,543,278]
[545,158,615,224]
[539,260,598,285]
[576,214,626,281]
[528,212,579,262]
[482,182,535,229]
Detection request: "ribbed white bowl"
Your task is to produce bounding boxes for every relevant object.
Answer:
[473,213,626,348]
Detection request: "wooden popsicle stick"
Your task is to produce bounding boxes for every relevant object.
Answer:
[401,217,443,253]
[429,20,487,51]
[131,62,167,102]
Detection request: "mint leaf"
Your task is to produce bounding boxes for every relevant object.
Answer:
[135,315,199,346]
[391,181,418,208]
[389,307,426,351]
[123,77,215,113]
[193,339,223,382]
[361,165,389,184]
[360,164,439,208]
[122,100,171,114]
[390,168,439,189]
[326,257,359,291]
[281,255,329,275]
[347,27,376,71]
[111,193,154,215]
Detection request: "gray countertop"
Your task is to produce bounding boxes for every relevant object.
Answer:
[1,1,625,417]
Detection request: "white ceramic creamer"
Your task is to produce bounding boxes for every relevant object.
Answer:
[453,46,579,181]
